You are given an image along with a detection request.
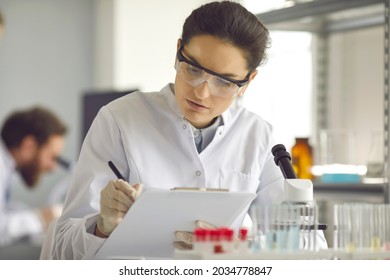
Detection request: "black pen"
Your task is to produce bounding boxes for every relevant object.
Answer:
[108,161,125,180]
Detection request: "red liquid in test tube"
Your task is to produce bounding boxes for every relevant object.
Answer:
[237,228,249,253]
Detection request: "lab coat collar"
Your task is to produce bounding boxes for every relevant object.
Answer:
[162,83,242,128]
[164,83,183,118]
[0,139,16,173]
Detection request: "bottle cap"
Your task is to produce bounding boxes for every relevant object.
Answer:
[221,228,234,241]
[239,228,248,240]
[194,228,207,242]
[210,229,222,242]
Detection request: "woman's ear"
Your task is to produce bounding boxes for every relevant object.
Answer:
[248,69,258,82]
[238,70,258,97]
[174,38,183,69]
[177,38,182,51]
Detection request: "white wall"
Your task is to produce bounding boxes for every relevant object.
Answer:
[0,0,384,206]
[93,0,115,89]
[326,26,383,165]
[0,0,94,160]
[112,0,213,92]
[243,31,313,151]
[0,0,219,207]
[0,0,95,206]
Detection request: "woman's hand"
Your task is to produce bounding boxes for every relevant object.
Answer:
[95,179,143,238]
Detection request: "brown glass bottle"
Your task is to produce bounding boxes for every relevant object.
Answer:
[291,137,314,180]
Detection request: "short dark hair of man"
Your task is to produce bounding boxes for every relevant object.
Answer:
[0,10,4,27]
[1,106,67,149]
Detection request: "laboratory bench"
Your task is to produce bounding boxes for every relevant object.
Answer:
[0,239,41,260]
[0,234,43,260]
[175,249,390,260]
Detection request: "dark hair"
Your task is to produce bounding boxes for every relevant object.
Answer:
[181,1,270,72]
[0,10,4,26]
[1,106,67,149]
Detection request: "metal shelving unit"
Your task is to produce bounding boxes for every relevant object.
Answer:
[256,0,390,205]
[256,0,390,248]
[385,0,390,205]
[257,0,384,32]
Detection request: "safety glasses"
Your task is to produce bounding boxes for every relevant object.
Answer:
[175,46,250,97]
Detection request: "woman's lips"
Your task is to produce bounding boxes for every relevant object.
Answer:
[186,99,209,112]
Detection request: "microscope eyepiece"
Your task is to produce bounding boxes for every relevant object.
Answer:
[56,156,71,170]
[272,144,297,179]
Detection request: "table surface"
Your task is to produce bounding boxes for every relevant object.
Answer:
[0,236,43,260]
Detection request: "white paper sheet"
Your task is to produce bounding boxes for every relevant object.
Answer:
[94,188,256,259]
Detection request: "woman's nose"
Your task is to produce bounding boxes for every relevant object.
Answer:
[194,80,211,98]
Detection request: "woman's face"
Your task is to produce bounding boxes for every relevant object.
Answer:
[174,35,256,128]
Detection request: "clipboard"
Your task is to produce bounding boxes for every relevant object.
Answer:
[94,188,256,259]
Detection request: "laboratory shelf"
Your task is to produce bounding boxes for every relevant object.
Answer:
[314,182,385,194]
[175,250,332,260]
[256,0,390,204]
[257,0,384,33]
[313,181,387,206]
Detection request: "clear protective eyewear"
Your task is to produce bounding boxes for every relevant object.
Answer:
[175,46,250,98]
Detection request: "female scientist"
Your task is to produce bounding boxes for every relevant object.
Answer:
[53,1,323,259]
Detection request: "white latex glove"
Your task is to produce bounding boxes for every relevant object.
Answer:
[97,179,143,237]
[174,220,215,250]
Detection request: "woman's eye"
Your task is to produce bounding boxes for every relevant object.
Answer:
[215,77,235,88]
[186,64,202,76]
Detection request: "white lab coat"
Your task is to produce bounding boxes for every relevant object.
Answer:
[0,141,43,245]
[52,84,288,259]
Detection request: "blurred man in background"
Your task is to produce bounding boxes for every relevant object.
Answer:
[0,106,67,245]
[0,10,4,38]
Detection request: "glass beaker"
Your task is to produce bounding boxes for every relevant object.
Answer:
[366,130,384,178]
[317,129,362,183]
